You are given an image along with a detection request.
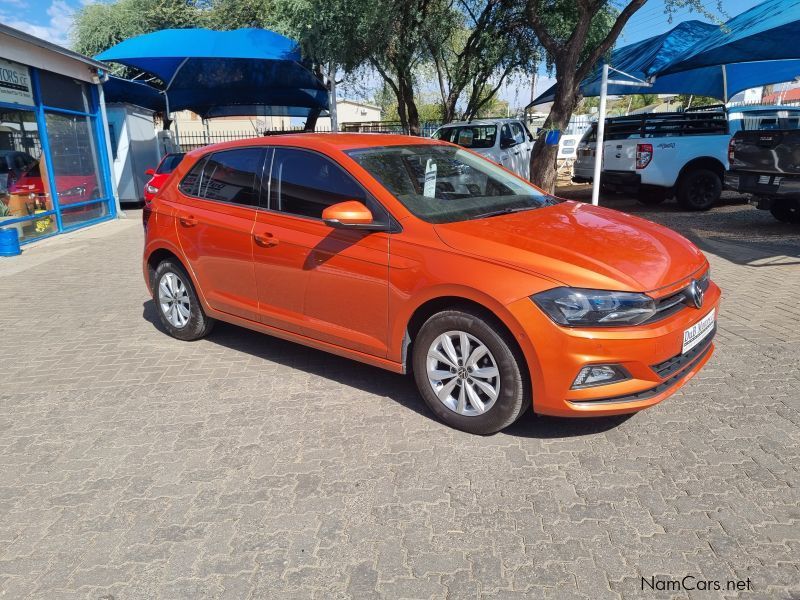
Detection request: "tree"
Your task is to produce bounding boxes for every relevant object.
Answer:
[425,0,538,122]
[73,0,206,60]
[523,0,720,191]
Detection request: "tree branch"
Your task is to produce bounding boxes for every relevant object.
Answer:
[576,0,647,81]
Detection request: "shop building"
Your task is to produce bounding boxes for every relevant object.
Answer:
[0,24,118,245]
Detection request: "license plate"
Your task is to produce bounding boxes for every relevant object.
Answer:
[682,309,716,354]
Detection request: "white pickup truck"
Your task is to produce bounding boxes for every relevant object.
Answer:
[431,119,535,179]
[572,105,800,210]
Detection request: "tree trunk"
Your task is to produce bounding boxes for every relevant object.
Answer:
[529,76,578,193]
[399,74,421,135]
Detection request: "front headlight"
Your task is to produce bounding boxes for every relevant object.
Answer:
[532,287,656,327]
[61,185,86,197]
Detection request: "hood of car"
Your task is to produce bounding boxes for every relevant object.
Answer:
[433,201,707,292]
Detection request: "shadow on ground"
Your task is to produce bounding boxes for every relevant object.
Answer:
[143,299,632,439]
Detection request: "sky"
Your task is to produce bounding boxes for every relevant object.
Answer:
[1,0,770,109]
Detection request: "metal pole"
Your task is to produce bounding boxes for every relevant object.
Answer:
[591,62,609,206]
[328,62,338,132]
[97,74,123,219]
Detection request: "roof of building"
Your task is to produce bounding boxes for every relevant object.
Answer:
[0,23,108,71]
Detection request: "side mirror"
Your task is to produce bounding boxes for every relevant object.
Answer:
[145,168,155,176]
[322,200,383,230]
[500,137,516,149]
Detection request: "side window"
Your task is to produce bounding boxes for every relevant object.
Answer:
[510,122,526,144]
[501,124,513,143]
[197,148,266,206]
[270,148,367,219]
[179,156,206,197]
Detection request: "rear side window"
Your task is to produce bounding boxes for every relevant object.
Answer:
[180,148,266,206]
[269,148,366,219]
[179,157,206,197]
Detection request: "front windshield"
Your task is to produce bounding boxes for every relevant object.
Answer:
[432,125,497,149]
[346,144,559,224]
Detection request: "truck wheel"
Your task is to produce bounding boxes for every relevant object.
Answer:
[770,199,800,223]
[677,169,721,211]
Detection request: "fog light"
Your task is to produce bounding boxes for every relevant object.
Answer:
[571,365,629,389]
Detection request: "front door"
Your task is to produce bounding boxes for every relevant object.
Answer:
[252,147,390,357]
[173,147,266,321]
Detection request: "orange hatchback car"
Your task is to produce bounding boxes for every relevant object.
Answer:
[143,134,720,434]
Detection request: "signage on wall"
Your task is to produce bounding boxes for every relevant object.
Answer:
[0,58,34,107]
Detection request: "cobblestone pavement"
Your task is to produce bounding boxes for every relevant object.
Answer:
[0,199,798,600]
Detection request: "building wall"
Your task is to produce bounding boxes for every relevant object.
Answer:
[317,100,381,130]
[170,110,292,134]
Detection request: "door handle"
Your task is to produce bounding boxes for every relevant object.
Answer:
[254,232,279,247]
[179,214,197,227]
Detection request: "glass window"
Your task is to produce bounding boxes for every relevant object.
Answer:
[61,200,109,229]
[270,148,366,219]
[157,153,185,174]
[433,125,497,149]
[45,112,104,207]
[510,122,526,144]
[197,148,265,206]
[38,70,92,113]
[0,108,55,242]
[179,157,206,197]
[347,144,558,224]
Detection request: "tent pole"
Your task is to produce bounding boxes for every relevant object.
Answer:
[722,64,728,103]
[328,62,338,132]
[591,62,609,207]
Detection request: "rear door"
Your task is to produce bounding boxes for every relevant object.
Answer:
[509,121,531,178]
[173,148,266,321]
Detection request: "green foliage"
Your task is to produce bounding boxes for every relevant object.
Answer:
[73,0,207,60]
[207,0,279,30]
[677,94,718,108]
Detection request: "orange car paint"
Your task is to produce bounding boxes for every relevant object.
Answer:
[144,133,720,417]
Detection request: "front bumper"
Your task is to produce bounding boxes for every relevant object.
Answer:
[506,281,721,417]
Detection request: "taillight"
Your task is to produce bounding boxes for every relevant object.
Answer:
[728,139,735,162]
[636,143,653,169]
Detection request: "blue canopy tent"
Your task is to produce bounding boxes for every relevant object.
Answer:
[530,0,800,204]
[96,28,329,120]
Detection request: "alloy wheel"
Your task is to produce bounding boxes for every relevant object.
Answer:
[158,272,191,328]
[426,330,500,416]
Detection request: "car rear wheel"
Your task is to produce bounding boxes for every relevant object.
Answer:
[677,169,721,211]
[769,199,800,223]
[412,309,529,435]
[153,260,215,341]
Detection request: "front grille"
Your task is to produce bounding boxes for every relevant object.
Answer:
[645,270,711,323]
[651,326,716,379]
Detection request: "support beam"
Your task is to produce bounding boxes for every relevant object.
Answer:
[591,62,609,207]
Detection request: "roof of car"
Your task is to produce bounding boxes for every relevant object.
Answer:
[185,132,448,158]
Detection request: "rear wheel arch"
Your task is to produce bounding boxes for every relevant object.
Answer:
[145,246,206,309]
[677,156,725,185]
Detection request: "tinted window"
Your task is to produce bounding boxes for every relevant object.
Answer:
[179,157,206,197]
[433,125,497,149]
[198,148,265,206]
[157,153,185,174]
[510,122,526,144]
[38,70,92,113]
[270,148,366,219]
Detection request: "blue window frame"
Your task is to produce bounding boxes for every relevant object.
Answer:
[0,63,115,245]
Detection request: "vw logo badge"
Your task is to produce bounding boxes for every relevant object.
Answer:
[688,280,704,309]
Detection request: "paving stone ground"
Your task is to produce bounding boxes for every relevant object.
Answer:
[0,195,798,600]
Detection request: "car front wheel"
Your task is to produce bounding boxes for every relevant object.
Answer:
[153,260,215,341]
[412,309,529,434]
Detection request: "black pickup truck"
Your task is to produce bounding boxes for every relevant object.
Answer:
[725,128,800,223]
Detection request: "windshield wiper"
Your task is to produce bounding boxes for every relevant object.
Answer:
[471,206,533,220]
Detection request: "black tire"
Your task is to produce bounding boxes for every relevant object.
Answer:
[152,260,215,341]
[411,309,529,435]
[677,168,721,211]
[769,199,800,223]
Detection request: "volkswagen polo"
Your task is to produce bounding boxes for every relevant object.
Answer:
[143,134,720,434]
